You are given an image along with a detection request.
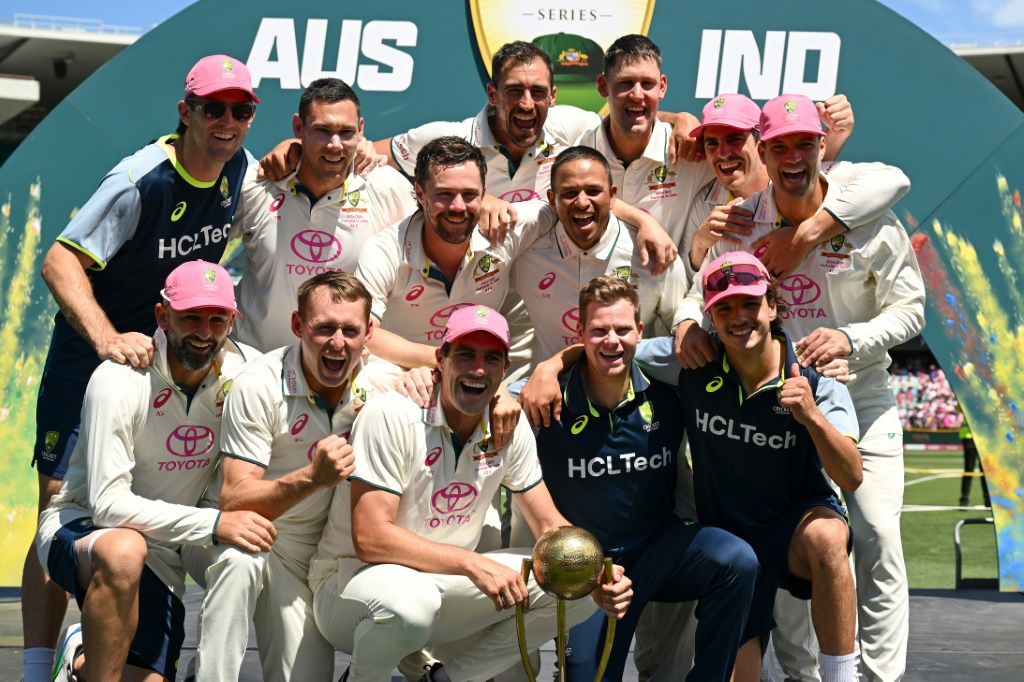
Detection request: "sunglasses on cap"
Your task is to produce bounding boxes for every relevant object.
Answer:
[187,97,256,122]
[704,263,768,292]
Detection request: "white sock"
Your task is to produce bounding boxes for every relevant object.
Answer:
[24,647,55,682]
[819,652,857,682]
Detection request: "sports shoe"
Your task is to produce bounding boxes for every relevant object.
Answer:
[419,662,452,681]
[52,623,83,682]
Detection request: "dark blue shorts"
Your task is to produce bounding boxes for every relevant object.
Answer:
[742,496,852,645]
[33,374,89,479]
[46,518,185,679]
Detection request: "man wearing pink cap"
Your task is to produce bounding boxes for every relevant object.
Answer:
[679,96,925,682]
[22,55,261,682]
[669,251,863,682]
[311,305,633,682]
[37,261,270,682]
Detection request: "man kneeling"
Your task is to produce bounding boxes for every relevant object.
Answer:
[36,262,272,681]
[678,252,862,682]
[312,305,633,681]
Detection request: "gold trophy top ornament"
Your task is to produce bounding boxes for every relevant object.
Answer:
[531,526,605,599]
[516,526,615,682]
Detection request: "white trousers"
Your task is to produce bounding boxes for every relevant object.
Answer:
[312,549,596,682]
[770,432,908,682]
[182,535,335,682]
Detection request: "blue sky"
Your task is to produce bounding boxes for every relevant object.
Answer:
[6,1,1024,43]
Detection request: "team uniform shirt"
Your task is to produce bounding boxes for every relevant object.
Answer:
[677,331,859,541]
[340,389,542,554]
[680,165,925,446]
[573,120,714,249]
[353,202,554,373]
[219,345,372,547]
[231,163,416,352]
[37,329,255,596]
[536,359,684,557]
[390,104,599,201]
[683,161,912,272]
[46,135,252,383]
[391,105,599,379]
[514,215,690,360]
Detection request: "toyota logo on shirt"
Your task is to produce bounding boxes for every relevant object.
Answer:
[291,230,342,263]
[431,482,478,514]
[499,189,540,203]
[779,274,822,306]
[562,308,580,333]
[430,303,474,328]
[165,425,215,457]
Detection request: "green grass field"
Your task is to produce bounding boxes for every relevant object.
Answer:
[902,449,998,589]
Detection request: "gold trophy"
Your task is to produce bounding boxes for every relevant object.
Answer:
[515,526,616,682]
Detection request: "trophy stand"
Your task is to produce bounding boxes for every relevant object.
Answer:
[514,527,616,682]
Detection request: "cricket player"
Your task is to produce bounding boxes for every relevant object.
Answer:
[24,55,259,682]
[38,261,269,682]
[311,305,633,681]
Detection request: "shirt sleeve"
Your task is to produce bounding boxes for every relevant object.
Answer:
[349,396,410,496]
[57,155,144,268]
[368,167,418,227]
[659,257,695,332]
[820,161,911,230]
[814,375,861,442]
[220,366,278,468]
[503,200,557,255]
[502,417,544,493]
[840,220,926,369]
[229,164,262,240]
[391,120,464,178]
[84,364,219,544]
[353,228,401,322]
[546,105,603,145]
[633,336,682,386]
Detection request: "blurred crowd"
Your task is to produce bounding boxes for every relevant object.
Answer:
[890,359,962,430]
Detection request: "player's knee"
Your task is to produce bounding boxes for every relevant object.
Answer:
[707,530,759,584]
[794,518,849,573]
[208,546,265,589]
[375,586,442,650]
[89,529,148,588]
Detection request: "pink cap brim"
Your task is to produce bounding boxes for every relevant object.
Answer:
[689,119,757,139]
[188,83,260,104]
[760,123,824,141]
[168,296,241,317]
[704,282,768,312]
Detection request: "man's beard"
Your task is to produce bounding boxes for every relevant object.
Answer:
[168,333,225,371]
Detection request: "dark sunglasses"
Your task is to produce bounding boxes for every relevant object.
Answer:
[704,263,768,292]
[187,97,256,122]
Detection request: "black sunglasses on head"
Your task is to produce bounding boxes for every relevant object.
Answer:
[187,96,256,122]
[704,263,768,292]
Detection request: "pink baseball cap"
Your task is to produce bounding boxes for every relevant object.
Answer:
[162,260,241,316]
[442,305,510,351]
[184,55,260,103]
[759,94,823,141]
[702,251,770,312]
[689,93,761,138]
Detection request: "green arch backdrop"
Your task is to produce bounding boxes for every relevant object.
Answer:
[0,0,1021,590]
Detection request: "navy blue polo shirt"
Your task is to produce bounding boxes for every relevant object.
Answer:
[677,330,859,541]
[45,136,251,381]
[537,357,686,558]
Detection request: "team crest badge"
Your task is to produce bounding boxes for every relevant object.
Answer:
[639,401,653,424]
[478,255,492,274]
[222,60,234,73]
[784,100,797,114]
[468,0,655,114]
[714,97,725,108]
[203,269,216,282]
[220,176,230,199]
[646,165,676,185]
[615,266,631,280]
[44,431,59,453]
[347,190,360,207]
[830,235,846,252]
[221,379,233,396]
[476,306,489,318]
